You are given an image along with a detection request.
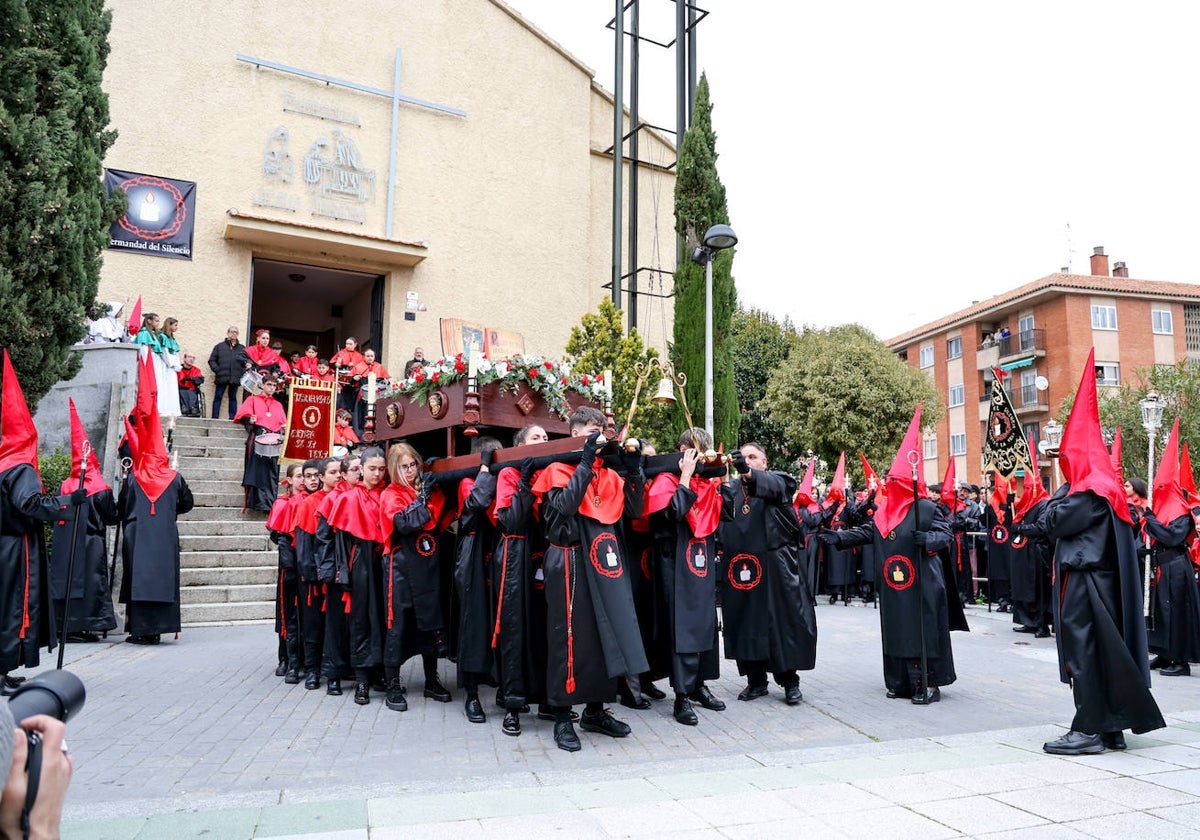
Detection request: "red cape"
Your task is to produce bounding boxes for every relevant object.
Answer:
[645,472,722,538]
[873,403,925,537]
[1013,435,1048,523]
[532,461,624,525]
[234,393,285,432]
[325,483,384,543]
[379,482,445,554]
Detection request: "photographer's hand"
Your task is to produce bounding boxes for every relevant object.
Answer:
[0,716,72,840]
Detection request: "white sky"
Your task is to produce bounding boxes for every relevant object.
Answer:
[502,0,1200,340]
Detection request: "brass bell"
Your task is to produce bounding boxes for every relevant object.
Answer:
[651,377,677,404]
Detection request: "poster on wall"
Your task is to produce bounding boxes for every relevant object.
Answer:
[283,381,336,462]
[105,169,197,260]
[439,318,526,360]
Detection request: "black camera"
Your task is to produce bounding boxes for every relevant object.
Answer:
[7,671,85,725]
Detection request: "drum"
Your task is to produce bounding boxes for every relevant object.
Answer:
[331,444,350,459]
[254,432,285,457]
[240,369,263,394]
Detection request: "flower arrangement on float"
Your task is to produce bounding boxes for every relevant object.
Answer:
[382,353,611,419]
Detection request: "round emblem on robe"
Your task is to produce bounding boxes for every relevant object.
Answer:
[991,524,1009,544]
[589,531,623,579]
[416,533,438,557]
[884,554,916,591]
[1010,533,1027,549]
[686,538,711,578]
[727,553,762,591]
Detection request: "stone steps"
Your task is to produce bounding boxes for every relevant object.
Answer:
[177,519,270,537]
[181,550,277,569]
[182,565,277,587]
[180,601,274,623]
[180,534,273,553]
[181,582,276,604]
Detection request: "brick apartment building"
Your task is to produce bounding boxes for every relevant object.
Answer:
[885,247,1200,489]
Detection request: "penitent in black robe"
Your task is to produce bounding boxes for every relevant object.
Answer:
[455,473,498,685]
[1045,488,1164,735]
[119,474,194,636]
[50,490,119,635]
[0,464,61,671]
[1145,512,1200,665]
[719,469,817,675]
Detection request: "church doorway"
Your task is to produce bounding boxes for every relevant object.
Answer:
[249,258,384,364]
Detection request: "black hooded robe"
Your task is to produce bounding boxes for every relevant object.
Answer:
[50,489,119,635]
[383,499,445,671]
[1145,512,1200,665]
[1044,489,1164,735]
[118,474,193,637]
[455,474,498,687]
[1010,498,1054,632]
[0,464,60,671]
[492,467,546,711]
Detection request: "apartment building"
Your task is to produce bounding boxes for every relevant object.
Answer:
[885,247,1200,488]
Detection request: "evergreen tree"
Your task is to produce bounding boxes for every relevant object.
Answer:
[671,74,738,447]
[564,299,675,452]
[0,0,120,408]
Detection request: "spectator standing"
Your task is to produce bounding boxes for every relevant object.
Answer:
[208,327,244,420]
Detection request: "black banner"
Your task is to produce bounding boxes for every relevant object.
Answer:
[105,169,196,260]
[982,368,1032,478]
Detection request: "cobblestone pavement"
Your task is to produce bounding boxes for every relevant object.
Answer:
[46,602,1200,839]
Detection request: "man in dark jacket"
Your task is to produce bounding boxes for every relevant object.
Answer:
[208,326,244,419]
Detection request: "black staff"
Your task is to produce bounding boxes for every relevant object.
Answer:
[908,449,931,705]
[57,442,91,669]
[109,456,131,595]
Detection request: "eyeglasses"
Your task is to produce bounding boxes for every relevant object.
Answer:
[400,462,419,471]
[302,472,319,479]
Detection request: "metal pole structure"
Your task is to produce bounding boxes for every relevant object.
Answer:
[909,450,930,704]
[611,0,624,309]
[627,0,640,329]
[57,442,90,669]
[1144,426,1156,618]
[701,253,712,438]
[687,0,698,123]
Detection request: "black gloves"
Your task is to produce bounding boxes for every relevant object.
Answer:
[480,448,495,467]
[419,472,436,502]
[581,432,606,464]
[1142,507,1156,521]
[730,450,750,476]
[816,529,840,547]
[911,530,928,548]
[621,440,643,475]
[69,487,88,506]
[519,457,536,485]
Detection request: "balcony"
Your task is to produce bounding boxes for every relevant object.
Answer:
[998,329,1046,362]
[1015,383,1049,416]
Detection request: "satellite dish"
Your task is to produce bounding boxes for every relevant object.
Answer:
[1038,440,1051,455]
[1035,376,1049,392]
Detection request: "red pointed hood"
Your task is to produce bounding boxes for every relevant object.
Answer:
[860,451,881,495]
[1110,425,1123,483]
[0,349,40,477]
[127,296,142,336]
[1059,348,1132,524]
[940,457,962,512]
[794,458,817,510]
[1152,417,1189,525]
[130,349,176,506]
[61,398,109,496]
[873,403,925,536]
[823,452,847,508]
[1181,441,1200,509]
[990,471,1010,517]
[1014,433,1048,522]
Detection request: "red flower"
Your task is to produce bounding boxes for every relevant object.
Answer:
[455,353,463,361]
[581,375,590,386]
[544,361,554,370]
[414,371,425,383]
[454,360,465,373]
[432,371,441,384]
[528,368,539,378]
[560,377,567,386]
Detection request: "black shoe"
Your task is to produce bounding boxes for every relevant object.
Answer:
[1044,730,1104,755]
[886,688,913,699]
[829,594,838,605]
[385,679,407,711]
[370,677,388,692]
[327,679,342,697]
[537,706,579,723]
[1150,654,1170,670]
[284,668,301,685]
[618,682,652,710]
[673,695,698,726]
[640,679,667,700]
[423,676,452,702]
[2,675,25,690]
[125,634,160,645]
[784,685,803,705]
[502,711,521,736]
[1034,627,1051,639]
[911,686,941,705]
[1102,731,1127,750]
[465,696,486,723]
[305,672,320,690]
[688,685,726,711]
[275,660,289,676]
[1161,662,1192,677]
[65,631,100,643]
[738,685,769,702]
[554,721,581,752]
[1013,625,1037,634]
[579,708,631,738]
[354,682,370,705]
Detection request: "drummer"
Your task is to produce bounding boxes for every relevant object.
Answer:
[314,358,336,385]
[333,409,360,454]
[351,349,390,433]
[330,337,364,413]
[233,374,288,512]
[294,345,320,378]
[238,329,286,402]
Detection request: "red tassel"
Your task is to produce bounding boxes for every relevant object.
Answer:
[343,591,352,614]
[278,569,287,638]
[562,546,575,695]
[491,537,512,649]
[387,554,394,628]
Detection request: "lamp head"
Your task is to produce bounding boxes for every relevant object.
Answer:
[702,223,738,250]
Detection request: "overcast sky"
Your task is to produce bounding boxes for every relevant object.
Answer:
[503,0,1200,340]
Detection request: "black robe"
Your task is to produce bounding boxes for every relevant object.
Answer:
[240,425,279,513]
[1145,512,1200,664]
[492,467,546,709]
[1045,488,1164,735]
[648,477,718,656]
[118,474,193,636]
[840,498,968,694]
[383,498,445,669]
[455,474,497,682]
[541,462,648,706]
[985,502,1012,594]
[0,464,60,671]
[317,494,384,672]
[50,489,119,634]
[1010,498,1053,631]
[718,470,817,674]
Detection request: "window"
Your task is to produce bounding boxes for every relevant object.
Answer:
[1153,309,1174,334]
[946,336,962,360]
[1022,422,1040,446]
[948,384,964,406]
[950,433,966,456]
[1020,370,1038,407]
[1018,315,1035,334]
[1095,362,1120,387]
[923,436,937,459]
[919,344,934,368]
[1092,304,1118,330]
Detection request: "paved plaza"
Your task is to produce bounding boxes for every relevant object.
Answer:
[45,602,1200,839]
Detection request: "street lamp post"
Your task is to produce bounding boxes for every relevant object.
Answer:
[1139,390,1164,618]
[691,223,738,439]
[1042,418,1063,491]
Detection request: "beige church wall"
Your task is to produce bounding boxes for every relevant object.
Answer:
[98,0,676,390]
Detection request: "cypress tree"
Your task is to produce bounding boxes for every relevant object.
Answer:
[0,0,120,408]
[671,74,738,447]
